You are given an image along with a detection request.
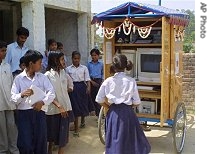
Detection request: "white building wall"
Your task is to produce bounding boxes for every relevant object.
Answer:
[13,0,92,63]
[21,1,46,52]
[78,13,89,64]
[44,0,91,13]
[45,8,78,66]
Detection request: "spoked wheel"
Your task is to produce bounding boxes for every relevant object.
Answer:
[172,103,187,154]
[98,106,105,145]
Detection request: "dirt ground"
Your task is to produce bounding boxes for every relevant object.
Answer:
[52,114,195,154]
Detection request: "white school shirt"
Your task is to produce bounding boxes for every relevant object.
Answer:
[96,72,141,105]
[11,70,55,110]
[45,69,73,115]
[5,42,28,72]
[66,64,90,82]
[0,60,15,111]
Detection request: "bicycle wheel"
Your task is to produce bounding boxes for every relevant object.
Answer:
[98,106,106,145]
[172,102,187,154]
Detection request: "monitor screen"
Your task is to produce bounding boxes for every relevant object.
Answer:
[141,54,161,73]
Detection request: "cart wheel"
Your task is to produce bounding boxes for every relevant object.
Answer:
[98,106,105,145]
[172,103,187,154]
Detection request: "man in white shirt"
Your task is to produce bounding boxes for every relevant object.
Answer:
[5,27,29,76]
[0,41,19,154]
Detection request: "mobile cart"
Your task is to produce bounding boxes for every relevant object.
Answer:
[91,2,189,154]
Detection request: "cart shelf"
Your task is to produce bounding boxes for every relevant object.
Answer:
[136,113,160,119]
[115,43,162,47]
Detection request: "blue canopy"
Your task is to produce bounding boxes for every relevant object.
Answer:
[91,2,189,26]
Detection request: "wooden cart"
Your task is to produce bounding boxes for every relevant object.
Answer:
[92,2,189,153]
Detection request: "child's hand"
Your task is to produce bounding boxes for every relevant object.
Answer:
[21,89,33,98]
[67,88,73,93]
[32,101,44,111]
[91,80,99,87]
[86,86,91,94]
[58,106,68,118]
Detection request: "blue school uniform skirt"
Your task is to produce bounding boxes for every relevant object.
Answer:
[69,82,89,117]
[46,111,74,147]
[105,103,151,154]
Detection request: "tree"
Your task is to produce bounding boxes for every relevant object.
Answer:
[182,9,195,53]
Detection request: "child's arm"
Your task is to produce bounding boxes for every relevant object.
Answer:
[95,79,107,105]
[90,80,100,87]
[31,75,55,111]
[66,73,73,92]
[132,81,141,106]
[41,75,55,106]
[84,66,91,94]
[11,77,30,105]
[99,102,110,108]
[86,80,91,94]
[52,100,68,118]
[5,46,12,64]
[101,62,104,80]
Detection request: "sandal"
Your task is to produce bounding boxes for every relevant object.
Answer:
[140,124,151,131]
[89,111,96,116]
[73,132,80,137]
[80,123,86,128]
[69,126,75,131]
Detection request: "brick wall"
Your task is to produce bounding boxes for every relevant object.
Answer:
[182,53,195,110]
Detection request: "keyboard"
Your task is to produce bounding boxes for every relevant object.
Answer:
[137,86,154,90]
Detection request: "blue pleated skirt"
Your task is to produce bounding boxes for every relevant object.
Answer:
[69,82,89,117]
[105,103,151,154]
[46,111,74,147]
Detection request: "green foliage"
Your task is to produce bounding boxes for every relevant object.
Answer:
[94,33,103,51]
[183,43,194,53]
[182,9,195,53]
[94,25,103,51]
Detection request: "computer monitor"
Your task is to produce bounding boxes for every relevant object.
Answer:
[137,48,162,83]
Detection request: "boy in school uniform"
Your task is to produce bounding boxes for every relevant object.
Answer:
[5,27,29,77]
[11,50,55,154]
[41,39,57,73]
[0,41,19,154]
[19,56,26,71]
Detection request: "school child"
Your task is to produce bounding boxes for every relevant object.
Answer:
[87,48,103,116]
[5,27,29,77]
[96,54,151,154]
[57,42,69,66]
[42,39,57,72]
[13,56,26,125]
[11,50,55,154]
[0,41,19,154]
[19,56,26,71]
[45,51,74,154]
[66,51,91,136]
[109,63,116,76]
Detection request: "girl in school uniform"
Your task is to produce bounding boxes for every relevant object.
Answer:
[87,48,103,117]
[45,51,74,154]
[66,51,91,136]
[96,54,151,154]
